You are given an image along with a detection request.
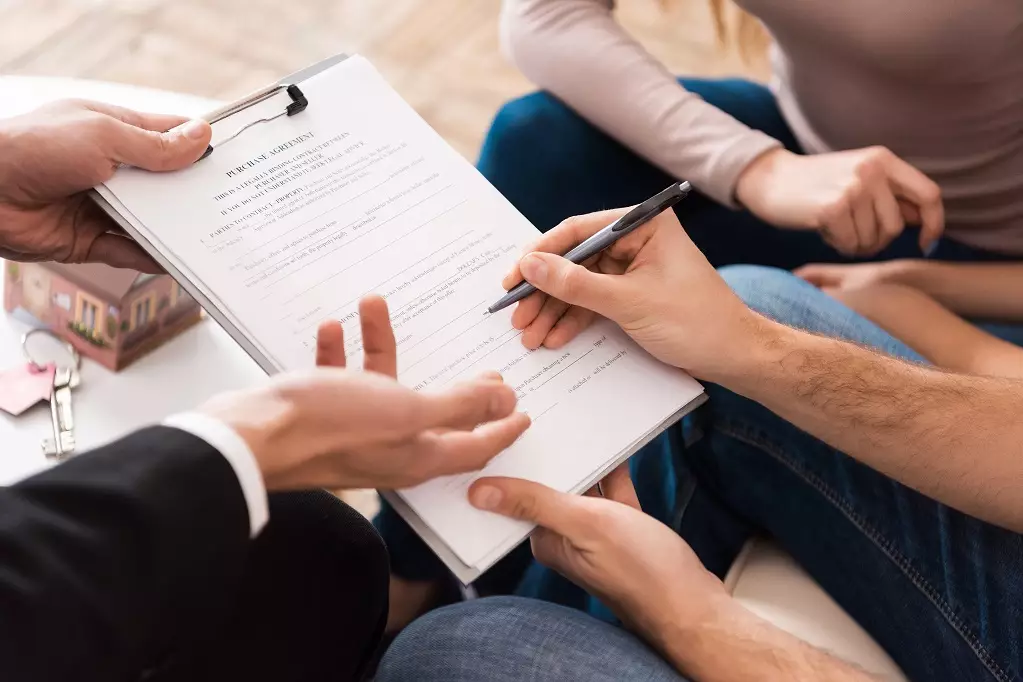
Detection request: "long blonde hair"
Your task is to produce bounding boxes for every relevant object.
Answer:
[705,0,769,58]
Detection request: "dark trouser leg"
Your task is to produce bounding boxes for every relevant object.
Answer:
[159,491,388,682]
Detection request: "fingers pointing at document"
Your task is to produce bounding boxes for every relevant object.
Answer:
[200,295,530,493]
[315,295,399,377]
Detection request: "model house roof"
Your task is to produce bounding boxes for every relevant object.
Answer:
[40,262,145,301]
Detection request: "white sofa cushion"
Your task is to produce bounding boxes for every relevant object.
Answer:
[726,538,907,680]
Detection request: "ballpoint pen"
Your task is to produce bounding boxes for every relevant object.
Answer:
[486,181,692,315]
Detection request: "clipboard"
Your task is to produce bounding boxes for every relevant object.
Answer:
[92,53,351,377]
[90,52,525,582]
[90,54,709,584]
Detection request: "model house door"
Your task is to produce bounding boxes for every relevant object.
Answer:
[23,268,51,318]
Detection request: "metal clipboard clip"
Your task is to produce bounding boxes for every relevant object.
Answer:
[198,83,309,161]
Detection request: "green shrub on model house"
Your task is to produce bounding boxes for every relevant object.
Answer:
[67,320,108,348]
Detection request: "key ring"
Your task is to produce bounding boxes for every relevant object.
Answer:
[21,328,81,373]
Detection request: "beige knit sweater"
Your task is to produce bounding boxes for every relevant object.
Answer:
[501,0,1023,253]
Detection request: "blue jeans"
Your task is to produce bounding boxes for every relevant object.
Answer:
[379,267,1023,682]
[377,597,686,682]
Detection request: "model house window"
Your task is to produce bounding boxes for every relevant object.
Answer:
[81,300,98,331]
[171,282,189,306]
[133,298,152,329]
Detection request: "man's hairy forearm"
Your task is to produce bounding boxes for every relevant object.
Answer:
[662,599,878,682]
[719,316,1023,532]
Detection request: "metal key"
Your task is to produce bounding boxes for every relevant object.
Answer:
[22,329,81,460]
[42,367,76,460]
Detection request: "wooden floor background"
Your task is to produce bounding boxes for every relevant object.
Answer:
[1,0,764,160]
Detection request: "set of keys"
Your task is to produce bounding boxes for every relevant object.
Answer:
[0,329,81,461]
[42,362,80,459]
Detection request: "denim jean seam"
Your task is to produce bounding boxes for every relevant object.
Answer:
[714,420,1013,682]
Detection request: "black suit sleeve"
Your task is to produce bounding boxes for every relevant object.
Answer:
[0,425,252,682]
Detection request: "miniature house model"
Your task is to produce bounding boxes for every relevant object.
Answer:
[3,261,202,371]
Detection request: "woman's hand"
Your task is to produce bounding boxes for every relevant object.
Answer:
[468,466,730,655]
[199,295,531,491]
[794,260,911,292]
[504,208,758,382]
[735,147,944,256]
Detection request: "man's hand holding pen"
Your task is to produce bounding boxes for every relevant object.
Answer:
[499,206,759,385]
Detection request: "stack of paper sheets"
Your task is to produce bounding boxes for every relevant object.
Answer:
[95,55,705,582]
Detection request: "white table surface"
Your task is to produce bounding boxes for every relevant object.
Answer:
[0,77,267,484]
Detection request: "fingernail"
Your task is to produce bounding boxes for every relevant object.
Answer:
[520,254,547,283]
[174,119,208,140]
[471,485,503,510]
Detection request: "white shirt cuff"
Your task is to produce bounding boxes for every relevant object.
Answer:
[162,412,269,537]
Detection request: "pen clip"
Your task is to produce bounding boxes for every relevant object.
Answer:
[612,182,691,232]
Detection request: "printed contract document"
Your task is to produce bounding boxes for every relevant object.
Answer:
[96,55,705,582]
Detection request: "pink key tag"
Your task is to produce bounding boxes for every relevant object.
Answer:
[0,363,56,416]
